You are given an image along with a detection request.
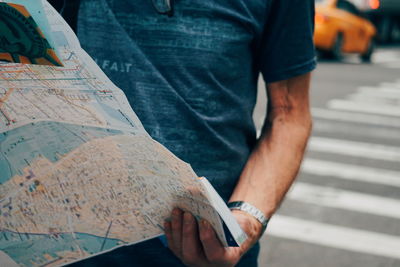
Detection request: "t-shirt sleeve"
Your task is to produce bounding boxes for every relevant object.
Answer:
[259,0,317,83]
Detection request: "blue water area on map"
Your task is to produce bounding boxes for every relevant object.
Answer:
[0,133,11,184]
[0,230,125,266]
[0,121,123,184]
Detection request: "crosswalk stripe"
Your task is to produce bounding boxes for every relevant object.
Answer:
[359,85,400,93]
[348,94,400,105]
[267,215,400,260]
[309,137,400,162]
[288,182,400,219]
[373,51,400,63]
[314,120,400,140]
[356,88,400,100]
[311,107,400,128]
[328,99,400,117]
[301,159,400,188]
[380,82,400,89]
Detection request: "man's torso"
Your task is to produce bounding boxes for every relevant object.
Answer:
[77,0,269,201]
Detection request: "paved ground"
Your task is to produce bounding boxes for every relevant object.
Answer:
[254,46,400,267]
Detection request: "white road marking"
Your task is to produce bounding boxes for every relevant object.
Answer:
[288,182,400,219]
[347,94,399,106]
[267,215,400,260]
[380,82,400,89]
[308,137,400,162]
[311,108,400,128]
[373,50,400,64]
[328,99,400,117]
[301,159,400,188]
[314,120,400,140]
[357,87,400,100]
[341,50,400,67]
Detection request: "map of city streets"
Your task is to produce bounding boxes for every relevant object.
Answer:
[0,1,246,266]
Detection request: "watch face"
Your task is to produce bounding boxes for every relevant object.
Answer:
[0,3,62,66]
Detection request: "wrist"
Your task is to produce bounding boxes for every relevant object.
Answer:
[227,201,270,236]
[231,209,264,240]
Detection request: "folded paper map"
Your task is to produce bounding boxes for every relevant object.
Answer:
[0,1,247,266]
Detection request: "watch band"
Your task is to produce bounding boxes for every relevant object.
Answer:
[227,201,269,232]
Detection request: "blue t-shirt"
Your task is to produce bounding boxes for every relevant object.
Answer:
[74,0,315,265]
[77,0,316,202]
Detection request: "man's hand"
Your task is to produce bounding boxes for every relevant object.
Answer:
[164,208,262,267]
[164,73,312,266]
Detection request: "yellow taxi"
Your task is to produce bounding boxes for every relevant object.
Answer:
[314,0,377,61]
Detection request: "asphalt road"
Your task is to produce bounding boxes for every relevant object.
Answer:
[254,46,400,267]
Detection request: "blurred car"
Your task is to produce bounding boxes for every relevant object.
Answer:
[314,0,377,61]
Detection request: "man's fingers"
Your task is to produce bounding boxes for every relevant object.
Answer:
[171,208,183,256]
[199,220,227,263]
[181,212,205,265]
[164,221,176,251]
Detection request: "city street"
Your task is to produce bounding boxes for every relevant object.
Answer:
[255,46,400,267]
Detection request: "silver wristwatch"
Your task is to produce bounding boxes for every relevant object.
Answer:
[227,201,269,233]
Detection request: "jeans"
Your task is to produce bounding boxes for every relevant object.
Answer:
[69,237,260,267]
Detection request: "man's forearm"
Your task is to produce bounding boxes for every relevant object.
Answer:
[164,74,313,267]
[229,73,312,220]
